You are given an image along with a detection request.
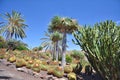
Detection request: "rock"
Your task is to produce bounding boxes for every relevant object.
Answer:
[17,67,28,73]
[0,70,14,78]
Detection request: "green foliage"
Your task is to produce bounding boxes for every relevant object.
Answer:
[73,20,120,80]
[0,36,6,48]
[71,50,84,60]
[6,40,28,51]
[16,45,28,51]
[0,10,27,40]
[73,62,82,74]
[66,54,72,63]
[38,46,43,51]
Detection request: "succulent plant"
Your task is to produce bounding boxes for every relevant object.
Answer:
[34,59,42,64]
[73,62,82,74]
[73,20,120,80]
[41,60,47,65]
[68,72,76,80]
[85,65,92,75]
[47,66,56,74]
[31,63,40,73]
[40,64,48,71]
[16,58,26,67]
[26,60,34,69]
[24,56,31,61]
[53,66,64,78]
[64,65,73,73]
[49,60,59,65]
[8,55,16,63]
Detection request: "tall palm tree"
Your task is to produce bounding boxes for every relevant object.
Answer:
[41,31,62,60]
[48,16,79,67]
[0,11,27,40]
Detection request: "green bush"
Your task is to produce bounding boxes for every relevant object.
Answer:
[16,45,29,51]
[66,54,72,63]
[71,50,84,60]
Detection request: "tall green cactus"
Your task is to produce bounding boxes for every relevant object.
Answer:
[73,20,120,80]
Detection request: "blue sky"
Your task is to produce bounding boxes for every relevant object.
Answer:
[0,0,120,50]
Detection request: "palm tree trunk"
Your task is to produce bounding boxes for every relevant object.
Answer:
[53,43,56,60]
[56,41,58,61]
[61,32,67,67]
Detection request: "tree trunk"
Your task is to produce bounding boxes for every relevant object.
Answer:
[53,43,56,60]
[61,32,67,67]
[56,41,58,61]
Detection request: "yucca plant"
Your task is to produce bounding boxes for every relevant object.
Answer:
[73,20,120,80]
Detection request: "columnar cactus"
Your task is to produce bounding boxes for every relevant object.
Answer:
[73,20,120,80]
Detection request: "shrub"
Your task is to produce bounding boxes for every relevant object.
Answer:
[71,50,84,60]
[66,54,72,63]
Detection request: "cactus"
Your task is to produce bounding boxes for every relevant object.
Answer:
[64,65,73,73]
[26,59,34,69]
[31,63,40,73]
[85,65,92,75]
[47,66,56,74]
[40,64,48,71]
[16,58,26,67]
[8,55,16,63]
[68,72,76,80]
[73,20,120,80]
[73,62,82,74]
[53,66,64,78]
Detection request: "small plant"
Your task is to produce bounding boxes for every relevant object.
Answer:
[53,66,64,78]
[68,72,76,80]
[8,55,16,63]
[40,64,48,71]
[31,63,41,73]
[47,66,56,74]
[64,65,73,73]
[16,58,26,67]
[26,59,34,69]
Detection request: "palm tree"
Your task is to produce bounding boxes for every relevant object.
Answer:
[41,31,62,60]
[48,16,79,67]
[50,31,62,61]
[0,11,27,40]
